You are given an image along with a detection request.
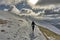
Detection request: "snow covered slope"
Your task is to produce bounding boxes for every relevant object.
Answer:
[17,14,60,35]
[0,10,47,40]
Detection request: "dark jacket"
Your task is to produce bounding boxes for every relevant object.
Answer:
[31,21,35,31]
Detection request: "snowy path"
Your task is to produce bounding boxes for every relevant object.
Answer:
[0,10,47,40]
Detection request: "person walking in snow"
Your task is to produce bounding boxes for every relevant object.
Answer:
[31,21,36,32]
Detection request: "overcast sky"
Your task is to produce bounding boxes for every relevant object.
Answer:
[0,0,22,5]
[36,0,60,5]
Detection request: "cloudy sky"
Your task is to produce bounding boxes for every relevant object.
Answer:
[0,0,60,9]
[27,0,60,9]
[0,0,60,5]
[0,0,22,5]
[36,0,60,5]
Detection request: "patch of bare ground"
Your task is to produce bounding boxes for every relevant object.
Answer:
[0,19,8,24]
[38,26,60,40]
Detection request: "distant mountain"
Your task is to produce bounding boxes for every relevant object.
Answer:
[16,1,32,10]
[0,4,10,10]
[0,1,32,10]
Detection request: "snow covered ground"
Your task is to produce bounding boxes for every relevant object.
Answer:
[16,13,60,35]
[0,10,47,40]
[0,9,60,40]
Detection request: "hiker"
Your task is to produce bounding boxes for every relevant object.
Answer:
[31,21,36,32]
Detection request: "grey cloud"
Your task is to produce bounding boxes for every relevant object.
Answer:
[36,0,60,5]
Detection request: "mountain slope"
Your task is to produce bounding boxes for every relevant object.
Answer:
[0,10,47,40]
